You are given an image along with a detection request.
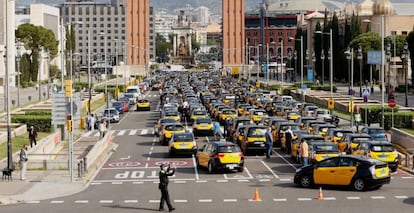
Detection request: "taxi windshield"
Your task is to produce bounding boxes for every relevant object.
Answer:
[194,111,207,115]
[314,144,339,153]
[253,111,265,116]
[247,127,267,137]
[223,110,236,114]
[165,125,184,131]
[166,111,179,116]
[371,145,395,152]
[173,134,194,142]
[196,118,212,124]
[218,145,241,153]
[281,125,300,131]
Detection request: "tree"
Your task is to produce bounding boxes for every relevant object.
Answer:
[191,34,201,55]
[155,33,172,63]
[15,23,58,82]
[406,29,414,82]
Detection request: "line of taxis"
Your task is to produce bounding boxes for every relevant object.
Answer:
[154,73,395,191]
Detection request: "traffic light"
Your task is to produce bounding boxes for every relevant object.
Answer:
[65,80,72,97]
[66,114,72,132]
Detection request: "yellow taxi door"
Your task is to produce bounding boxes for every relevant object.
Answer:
[198,145,211,168]
[313,158,339,185]
[334,157,357,185]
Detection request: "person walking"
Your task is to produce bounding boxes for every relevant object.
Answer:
[19,144,28,180]
[285,126,293,154]
[265,127,273,159]
[28,126,38,148]
[213,119,222,140]
[158,163,176,212]
[300,139,309,167]
[90,114,96,131]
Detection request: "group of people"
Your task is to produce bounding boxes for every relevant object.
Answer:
[86,112,108,138]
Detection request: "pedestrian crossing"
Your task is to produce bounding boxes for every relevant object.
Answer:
[82,126,224,137]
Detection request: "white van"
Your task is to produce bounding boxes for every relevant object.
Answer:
[125,86,141,104]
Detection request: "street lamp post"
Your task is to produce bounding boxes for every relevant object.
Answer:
[16,42,22,106]
[357,45,363,97]
[280,40,284,88]
[256,44,262,80]
[293,50,297,82]
[386,42,391,96]
[346,49,351,94]
[87,29,92,113]
[289,36,304,100]
[312,51,316,83]
[100,32,109,109]
[402,41,409,107]
[321,49,325,85]
[114,39,119,100]
[346,48,354,128]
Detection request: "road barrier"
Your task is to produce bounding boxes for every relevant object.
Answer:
[84,131,113,171]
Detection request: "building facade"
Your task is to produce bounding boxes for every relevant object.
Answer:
[222,0,245,75]
[126,0,149,68]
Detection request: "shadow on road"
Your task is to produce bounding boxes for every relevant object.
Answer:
[105,204,159,212]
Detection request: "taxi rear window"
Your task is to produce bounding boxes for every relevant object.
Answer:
[248,128,267,137]
[218,145,241,153]
[173,134,194,142]
[371,145,395,152]
[313,144,339,153]
[196,118,211,124]
[194,111,206,115]
[165,125,184,131]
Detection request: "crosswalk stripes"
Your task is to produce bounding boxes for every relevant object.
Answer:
[129,129,137,135]
[118,130,126,136]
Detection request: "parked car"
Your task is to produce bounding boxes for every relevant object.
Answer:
[103,108,120,123]
[361,127,390,142]
[196,141,244,173]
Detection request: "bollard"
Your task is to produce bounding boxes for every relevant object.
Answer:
[405,154,409,167]
[77,162,81,178]
[83,157,87,172]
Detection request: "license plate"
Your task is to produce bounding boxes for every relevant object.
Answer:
[180,144,188,147]
[226,164,237,169]
[379,155,387,159]
[254,142,264,145]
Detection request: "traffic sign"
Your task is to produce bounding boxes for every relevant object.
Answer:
[362,87,370,96]
[327,98,334,109]
[301,84,307,90]
[388,99,396,108]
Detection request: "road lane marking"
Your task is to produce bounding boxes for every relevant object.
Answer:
[141,129,148,135]
[118,130,126,136]
[297,198,312,201]
[124,200,138,203]
[248,199,262,202]
[174,200,188,203]
[371,196,385,200]
[147,157,151,161]
[323,197,336,200]
[150,147,154,150]
[273,198,287,202]
[401,176,414,179]
[133,182,144,184]
[217,179,228,183]
[192,154,199,180]
[244,167,253,179]
[94,132,100,137]
[112,181,123,185]
[223,199,237,202]
[129,129,137,135]
[148,151,152,155]
[196,180,207,183]
[198,199,212,203]
[259,179,270,182]
[90,182,102,185]
[100,200,114,203]
[238,179,250,182]
[75,200,89,204]
[273,150,297,170]
[149,200,160,203]
[174,180,186,184]
[280,178,291,182]
[26,200,40,204]
[50,200,64,204]
[346,197,361,200]
[260,160,280,179]
[395,196,408,199]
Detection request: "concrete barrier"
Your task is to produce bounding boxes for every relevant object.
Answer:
[84,131,113,170]
[391,128,414,154]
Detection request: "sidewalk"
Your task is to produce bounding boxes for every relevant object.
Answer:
[0,130,115,205]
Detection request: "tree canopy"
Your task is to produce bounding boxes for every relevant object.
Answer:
[15,23,59,58]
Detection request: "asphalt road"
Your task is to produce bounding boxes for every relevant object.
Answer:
[0,90,413,213]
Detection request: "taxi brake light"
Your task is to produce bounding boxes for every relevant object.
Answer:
[214,153,225,158]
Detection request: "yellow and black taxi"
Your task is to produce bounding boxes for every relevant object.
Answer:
[312,124,337,139]
[196,141,244,173]
[338,133,371,153]
[276,122,301,150]
[296,117,317,130]
[220,108,238,123]
[328,128,354,144]
[241,105,256,117]
[154,118,177,137]
[228,117,252,140]
[304,120,327,134]
[190,109,208,122]
[286,111,301,121]
[309,142,340,163]
[136,99,151,111]
[241,125,268,154]
[233,125,248,147]
[168,132,197,156]
[250,109,268,124]
[352,140,398,172]
[192,117,214,136]
[163,110,181,122]
[294,155,391,191]
[292,134,324,163]
[236,103,250,115]
[159,123,185,145]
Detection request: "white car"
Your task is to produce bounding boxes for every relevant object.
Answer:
[103,108,120,123]
[314,109,331,120]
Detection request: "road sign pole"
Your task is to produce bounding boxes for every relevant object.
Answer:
[392,108,394,128]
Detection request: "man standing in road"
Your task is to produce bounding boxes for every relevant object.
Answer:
[265,127,273,159]
[285,126,293,154]
[213,119,222,140]
[158,163,176,212]
[300,139,309,167]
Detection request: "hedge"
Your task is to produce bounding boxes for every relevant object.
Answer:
[310,85,337,92]
[395,84,413,93]
[384,112,414,130]
[359,106,399,124]
[25,111,51,116]
[294,81,314,88]
[11,115,52,132]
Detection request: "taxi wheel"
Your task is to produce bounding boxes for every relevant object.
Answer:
[237,167,244,172]
[352,178,366,191]
[299,175,312,188]
[208,162,215,174]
